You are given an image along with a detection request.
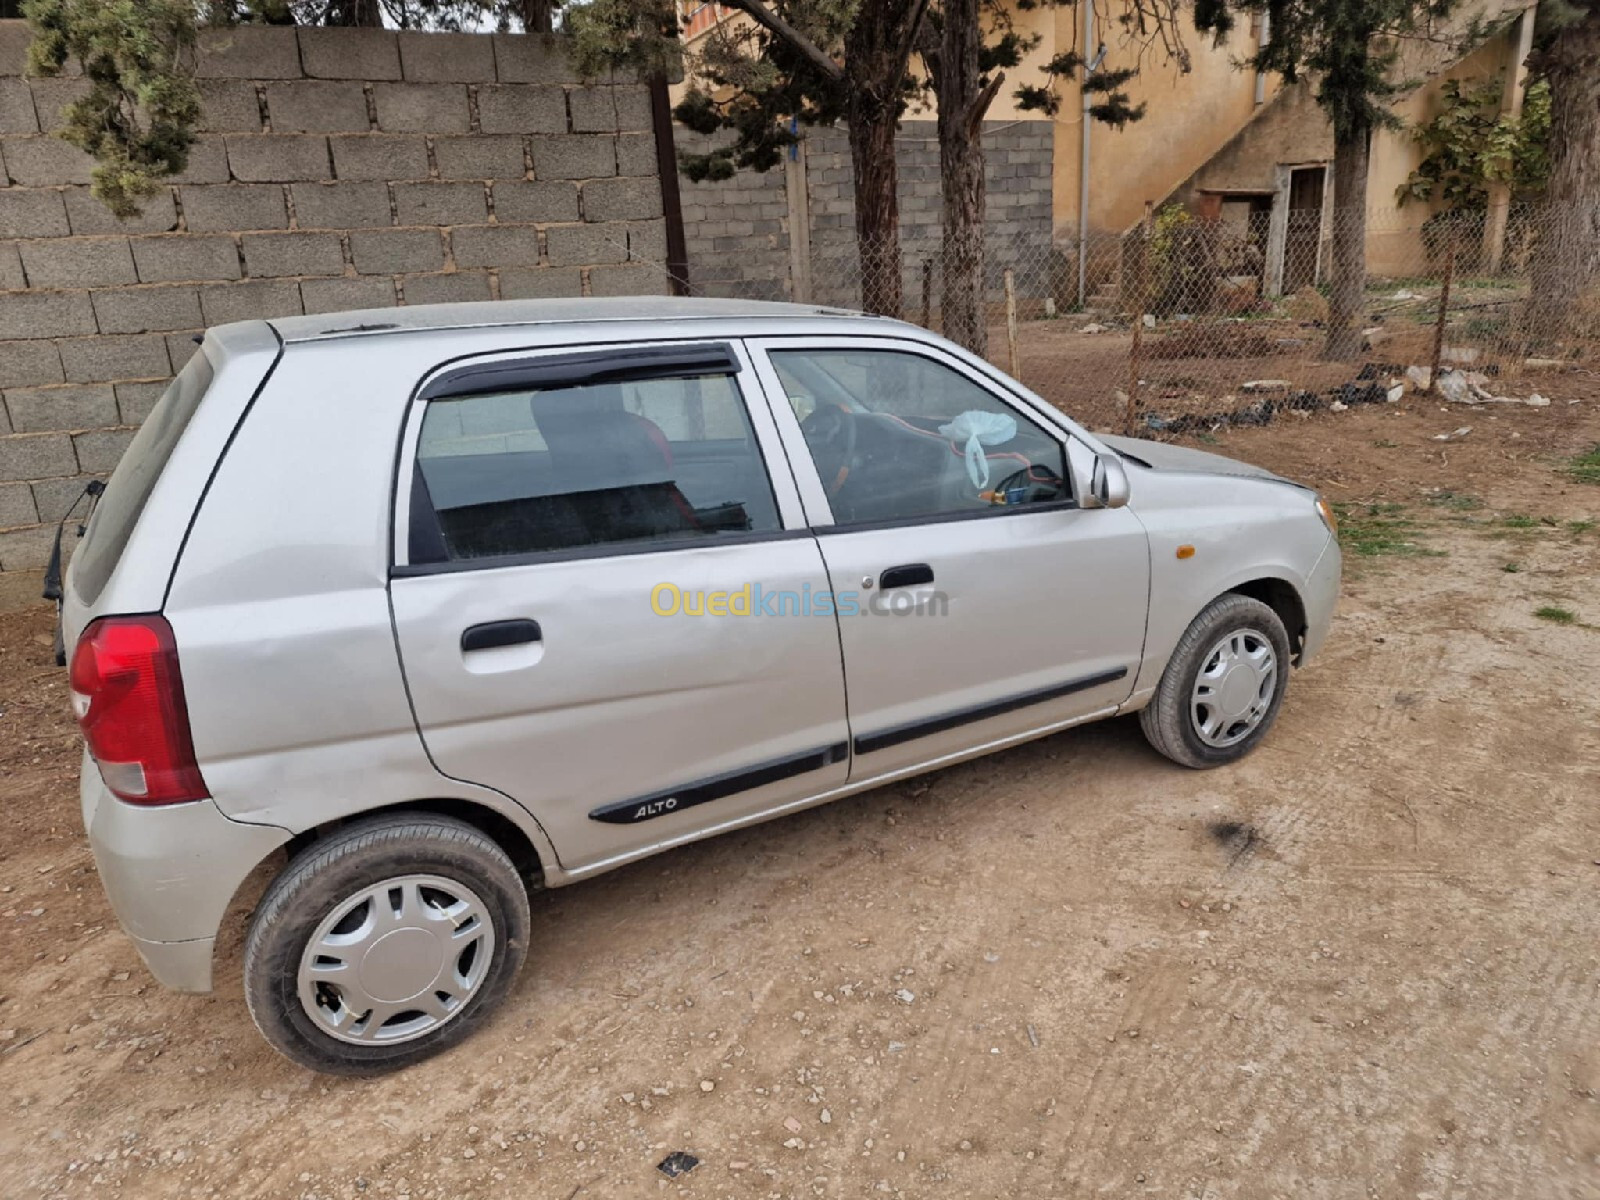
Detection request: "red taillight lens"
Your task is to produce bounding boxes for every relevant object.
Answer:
[69,615,208,805]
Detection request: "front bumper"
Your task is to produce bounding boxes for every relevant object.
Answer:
[81,754,291,993]
[1299,532,1342,665]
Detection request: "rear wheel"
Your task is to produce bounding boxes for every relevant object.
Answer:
[244,813,529,1075]
[1139,594,1291,769]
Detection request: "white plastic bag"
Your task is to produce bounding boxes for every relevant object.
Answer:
[938,410,1017,489]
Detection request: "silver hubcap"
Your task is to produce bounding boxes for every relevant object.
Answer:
[1191,628,1278,748]
[297,874,495,1046]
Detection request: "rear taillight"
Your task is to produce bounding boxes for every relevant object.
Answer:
[69,615,208,805]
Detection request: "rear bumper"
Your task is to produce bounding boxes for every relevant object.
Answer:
[81,755,291,993]
[1299,533,1341,665]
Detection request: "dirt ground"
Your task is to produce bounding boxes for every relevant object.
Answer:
[3,386,1599,1200]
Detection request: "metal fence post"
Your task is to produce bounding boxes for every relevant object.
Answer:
[1004,268,1020,379]
[921,257,934,330]
[1124,205,1153,435]
[1426,239,1457,396]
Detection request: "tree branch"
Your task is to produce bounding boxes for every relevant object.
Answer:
[964,68,1005,139]
[888,0,935,89]
[718,0,843,80]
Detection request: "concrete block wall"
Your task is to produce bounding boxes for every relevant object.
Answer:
[0,22,667,572]
[679,119,1054,307]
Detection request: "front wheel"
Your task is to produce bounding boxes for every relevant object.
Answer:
[1139,594,1291,769]
[244,813,530,1075]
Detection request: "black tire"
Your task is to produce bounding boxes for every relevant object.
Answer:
[1138,593,1292,769]
[243,813,530,1076]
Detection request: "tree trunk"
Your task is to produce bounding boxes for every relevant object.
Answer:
[1526,5,1600,343]
[523,0,556,35]
[935,0,988,354]
[323,0,384,26]
[1323,122,1370,362]
[848,97,904,317]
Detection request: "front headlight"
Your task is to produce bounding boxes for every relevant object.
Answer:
[1315,496,1338,534]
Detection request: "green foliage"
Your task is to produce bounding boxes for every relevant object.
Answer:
[1331,502,1441,557]
[1533,604,1576,623]
[23,0,201,219]
[1398,76,1552,210]
[1014,50,1146,126]
[1567,445,1600,485]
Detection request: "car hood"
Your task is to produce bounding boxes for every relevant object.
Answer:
[1098,434,1302,487]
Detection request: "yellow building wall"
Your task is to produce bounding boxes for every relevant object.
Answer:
[1049,14,1275,240]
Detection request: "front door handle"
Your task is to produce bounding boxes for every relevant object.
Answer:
[879,563,934,590]
[461,619,542,653]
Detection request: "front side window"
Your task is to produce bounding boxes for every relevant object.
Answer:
[769,348,1070,526]
[412,367,779,563]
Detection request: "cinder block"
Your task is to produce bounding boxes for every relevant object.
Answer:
[433,135,525,181]
[4,383,118,433]
[0,431,77,481]
[31,474,105,522]
[300,275,397,315]
[196,26,302,80]
[166,332,202,371]
[492,180,578,223]
[350,228,444,275]
[0,78,39,133]
[2,135,93,185]
[0,340,64,388]
[114,381,169,425]
[531,135,615,180]
[616,87,653,133]
[397,31,494,83]
[65,187,178,235]
[566,87,615,134]
[581,176,661,222]
[393,181,487,226]
[131,235,241,284]
[0,291,96,339]
[450,225,541,269]
[477,85,568,135]
[180,184,287,233]
[196,80,263,133]
[199,279,304,326]
[72,429,137,472]
[615,133,656,177]
[241,232,344,278]
[227,135,332,183]
[546,223,628,266]
[0,481,37,527]
[498,265,581,299]
[372,84,469,133]
[170,137,231,185]
[0,238,23,289]
[331,135,429,182]
[625,219,667,261]
[266,81,371,134]
[0,525,57,569]
[300,28,401,81]
[587,262,670,296]
[291,181,392,229]
[57,334,170,383]
[92,286,203,335]
[491,34,582,85]
[402,271,491,305]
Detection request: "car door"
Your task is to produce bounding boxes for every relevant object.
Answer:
[746,336,1151,782]
[389,340,849,876]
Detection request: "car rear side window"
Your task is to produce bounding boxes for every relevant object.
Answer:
[72,351,215,605]
[411,368,780,564]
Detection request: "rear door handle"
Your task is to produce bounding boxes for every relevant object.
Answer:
[461,619,542,653]
[879,563,934,590]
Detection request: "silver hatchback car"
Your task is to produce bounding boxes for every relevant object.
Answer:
[60,298,1339,1073]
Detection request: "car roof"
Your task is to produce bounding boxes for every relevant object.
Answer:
[265,296,887,343]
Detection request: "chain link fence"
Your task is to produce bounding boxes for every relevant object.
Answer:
[668,203,1598,434]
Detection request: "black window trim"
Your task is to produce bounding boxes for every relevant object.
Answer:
[391,526,814,577]
[419,342,739,401]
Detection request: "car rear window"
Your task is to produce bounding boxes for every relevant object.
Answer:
[72,351,215,605]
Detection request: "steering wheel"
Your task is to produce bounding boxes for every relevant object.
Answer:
[800,403,859,497]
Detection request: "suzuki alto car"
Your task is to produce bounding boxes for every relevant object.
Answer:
[60,297,1339,1074]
